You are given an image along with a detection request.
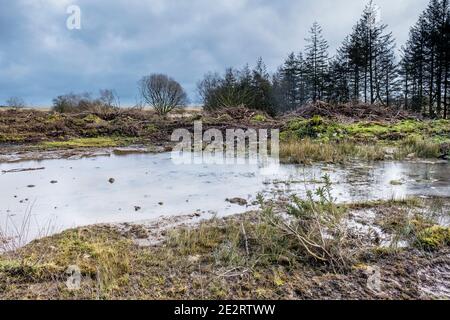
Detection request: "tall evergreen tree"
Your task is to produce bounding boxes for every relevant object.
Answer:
[279,52,307,109]
[334,1,399,106]
[251,57,276,114]
[401,0,450,118]
[304,22,329,102]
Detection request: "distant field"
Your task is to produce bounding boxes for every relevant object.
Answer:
[0,105,203,112]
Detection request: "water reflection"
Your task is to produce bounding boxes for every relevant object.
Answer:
[0,153,448,244]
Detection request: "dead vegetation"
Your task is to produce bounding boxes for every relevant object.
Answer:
[0,107,275,146]
[284,101,423,123]
[0,105,448,164]
[1,178,449,300]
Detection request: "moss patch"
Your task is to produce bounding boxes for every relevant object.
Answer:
[416,226,450,250]
[40,137,130,149]
[251,114,267,123]
[279,118,449,162]
[1,198,450,299]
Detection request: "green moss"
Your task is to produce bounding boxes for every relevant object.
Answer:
[416,226,450,250]
[4,226,133,294]
[47,228,131,278]
[280,118,449,161]
[346,122,390,139]
[41,137,128,149]
[345,119,449,143]
[44,113,64,124]
[0,259,60,281]
[0,133,28,143]
[251,114,267,122]
[82,114,104,124]
[283,116,345,141]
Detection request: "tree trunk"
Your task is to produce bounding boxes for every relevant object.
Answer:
[429,47,435,117]
[444,62,449,119]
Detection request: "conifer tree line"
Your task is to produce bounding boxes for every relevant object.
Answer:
[198,0,449,118]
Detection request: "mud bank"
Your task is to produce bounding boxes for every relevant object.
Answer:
[0,144,170,163]
[1,197,449,300]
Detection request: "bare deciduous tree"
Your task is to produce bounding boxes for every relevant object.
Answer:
[6,96,26,109]
[139,74,188,115]
[99,89,121,108]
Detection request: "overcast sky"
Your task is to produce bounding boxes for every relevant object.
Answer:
[0,0,430,106]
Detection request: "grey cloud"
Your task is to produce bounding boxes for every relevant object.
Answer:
[0,0,430,106]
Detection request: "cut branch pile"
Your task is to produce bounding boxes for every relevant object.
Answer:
[285,101,423,122]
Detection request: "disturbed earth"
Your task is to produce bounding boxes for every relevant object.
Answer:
[0,106,449,300]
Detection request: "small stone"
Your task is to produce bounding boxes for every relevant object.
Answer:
[226,197,248,206]
[27,185,35,188]
[134,206,141,212]
[385,148,395,155]
[187,255,201,263]
[108,178,115,184]
[390,180,403,186]
[158,202,164,206]
[50,180,58,184]
[277,255,291,265]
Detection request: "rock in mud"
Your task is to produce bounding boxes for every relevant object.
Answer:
[226,197,248,206]
[390,180,404,186]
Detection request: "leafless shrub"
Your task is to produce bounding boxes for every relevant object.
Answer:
[99,89,121,108]
[6,96,26,109]
[139,74,188,116]
[51,91,121,117]
[0,202,56,253]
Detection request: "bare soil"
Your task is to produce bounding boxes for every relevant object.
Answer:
[1,199,449,300]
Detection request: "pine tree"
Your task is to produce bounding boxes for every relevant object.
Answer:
[401,0,450,118]
[279,52,306,110]
[335,1,399,105]
[251,57,276,114]
[304,22,329,102]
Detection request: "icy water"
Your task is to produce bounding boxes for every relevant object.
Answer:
[0,152,449,245]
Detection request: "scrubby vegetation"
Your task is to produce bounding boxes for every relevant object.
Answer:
[279,116,449,163]
[1,179,448,299]
[40,137,132,149]
[52,90,120,114]
[0,106,448,164]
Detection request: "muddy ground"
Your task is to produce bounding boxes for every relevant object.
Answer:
[0,106,449,300]
[0,197,449,300]
[1,106,449,163]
